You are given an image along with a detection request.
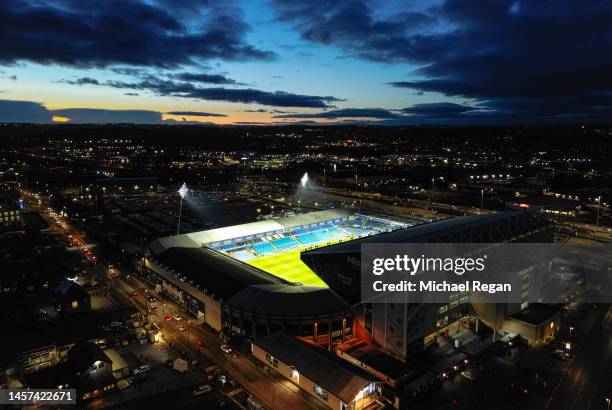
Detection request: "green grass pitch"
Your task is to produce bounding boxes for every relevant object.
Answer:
[247,249,327,287]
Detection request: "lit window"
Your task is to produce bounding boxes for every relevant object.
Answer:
[313,385,328,401]
[291,369,299,383]
[72,301,79,309]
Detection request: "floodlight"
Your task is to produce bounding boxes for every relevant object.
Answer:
[300,173,308,187]
[178,182,188,198]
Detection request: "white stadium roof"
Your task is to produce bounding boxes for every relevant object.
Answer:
[150,208,354,255]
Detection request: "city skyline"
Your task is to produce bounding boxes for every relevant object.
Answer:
[1,0,612,125]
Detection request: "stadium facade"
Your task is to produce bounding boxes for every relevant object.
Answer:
[143,208,555,362]
[144,209,409,341]
[302,211,555,361]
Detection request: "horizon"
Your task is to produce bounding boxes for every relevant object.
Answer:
[1,0,612,126]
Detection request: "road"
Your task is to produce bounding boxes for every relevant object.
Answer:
[114,272,326,410]
[114,383,240,410]
[550,304,611,410]
[22,192,325,410]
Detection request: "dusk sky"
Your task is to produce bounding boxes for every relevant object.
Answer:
[1,0,611,125]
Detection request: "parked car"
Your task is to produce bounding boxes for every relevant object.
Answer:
[193,385,212,396]
[133,365,151,375]
[164,315,173,321]
[173,314,183,321]
[195,339,205,347]
[177,324,186,332]
[220,344,232,354]
[461,369,476,380]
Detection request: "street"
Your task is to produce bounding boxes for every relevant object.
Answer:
[550,304,611,410]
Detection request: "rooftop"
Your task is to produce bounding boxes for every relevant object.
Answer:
[228,284,348,316]
[149,208,353,254]
[510,303,561,326]
[254,334,376,404]
[303,211,545,254]
[153,247,281,299]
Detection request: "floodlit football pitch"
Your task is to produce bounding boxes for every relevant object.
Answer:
[246,248,327,287]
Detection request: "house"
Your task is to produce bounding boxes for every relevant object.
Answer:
[24,341,116,401]
[54,279,91,315]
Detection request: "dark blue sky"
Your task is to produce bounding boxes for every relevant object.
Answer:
[0,0,611,124]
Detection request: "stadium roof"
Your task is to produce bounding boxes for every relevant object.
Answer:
[303,211,541,254]
[154,247,282,299]
[149,208,353,254]
[253,334,377,404]
[228,284,348,316]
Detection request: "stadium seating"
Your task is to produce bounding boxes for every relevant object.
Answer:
[233,249,255,261]
[272,237,298,250]
[253,242,275,255]
[216,215,406,261]
[296,233,320,245]
[313,230,335,241]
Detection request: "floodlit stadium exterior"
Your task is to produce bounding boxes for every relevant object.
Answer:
[144,209,407,341]
[143,208,554,361]
[302,210,555,361]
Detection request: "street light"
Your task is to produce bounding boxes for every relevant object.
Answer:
[596,195,601,227]
[162,303,167,336]
[480,189,484,212]
[176,183,188,235]
[431,178,435,202]
[187,320,191,345]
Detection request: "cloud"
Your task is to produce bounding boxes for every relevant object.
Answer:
[272,0,612,122]
[0,99,161,123]
[51,108,161,124]
[166,111,227,117]
[244,109,268,113]
[104,78,342,108]
[173,72,238,85]
[400,103,477,116]
[0,99,52,122]
[271,1,435,63]
[0,0,274,68]
[61,77,100,85]
[124,92,139,96]
[273,108,400,118]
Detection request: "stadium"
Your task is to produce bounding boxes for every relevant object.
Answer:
[143,207,557,366]
[144,208,413,339]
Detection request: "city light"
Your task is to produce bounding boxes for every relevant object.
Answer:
[300,172,308,187]
[177,183,188,235]
[178,182,188,199]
